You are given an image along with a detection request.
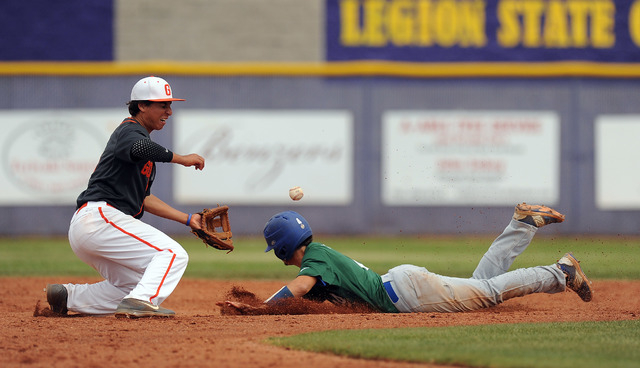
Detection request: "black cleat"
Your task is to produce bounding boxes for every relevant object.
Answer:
[45,284,68,315]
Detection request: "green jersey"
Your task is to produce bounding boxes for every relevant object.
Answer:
[298,242,399,313]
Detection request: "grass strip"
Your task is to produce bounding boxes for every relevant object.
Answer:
[0,235,638,279]
[268,320,640,368]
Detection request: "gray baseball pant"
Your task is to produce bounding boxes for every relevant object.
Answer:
[381,219,566,313]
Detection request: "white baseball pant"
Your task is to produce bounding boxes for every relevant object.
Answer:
[64,201,188,315]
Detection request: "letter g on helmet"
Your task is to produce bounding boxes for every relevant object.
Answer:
[263,210,312,261]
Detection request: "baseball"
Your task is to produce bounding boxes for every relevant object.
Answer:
[289,186,304,201]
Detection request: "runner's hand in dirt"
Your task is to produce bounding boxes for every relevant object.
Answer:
[217,301,265,314]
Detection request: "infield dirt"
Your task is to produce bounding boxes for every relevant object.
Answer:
[1,277,638,368]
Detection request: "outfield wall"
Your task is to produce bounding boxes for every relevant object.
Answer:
[1,75,640,236]
[2,0,640,236]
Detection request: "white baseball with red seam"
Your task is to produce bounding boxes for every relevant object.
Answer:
[289,186,304,201]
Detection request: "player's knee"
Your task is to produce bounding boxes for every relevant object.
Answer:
[174,248,189,266]
[164,245,189,271]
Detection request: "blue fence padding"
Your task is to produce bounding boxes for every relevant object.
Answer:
[0,0,113,61]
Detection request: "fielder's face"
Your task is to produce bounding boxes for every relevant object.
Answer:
[138,101,173,133]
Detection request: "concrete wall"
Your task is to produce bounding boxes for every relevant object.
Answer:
[115,0,324,62]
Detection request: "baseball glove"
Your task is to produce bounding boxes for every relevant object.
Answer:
[191,205,234,252]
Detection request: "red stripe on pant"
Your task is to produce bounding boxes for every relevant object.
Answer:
[98,206,176,302]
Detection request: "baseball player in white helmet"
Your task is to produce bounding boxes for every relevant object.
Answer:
[45,76,205,318]
[223,203,593,314]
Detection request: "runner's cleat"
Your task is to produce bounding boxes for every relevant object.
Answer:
[557,252,593,302]
[513,203,565,228]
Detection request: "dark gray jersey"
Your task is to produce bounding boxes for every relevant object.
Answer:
[76,118,160,218]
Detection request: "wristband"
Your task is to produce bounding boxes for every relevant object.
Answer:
[186,213,193,226]
[264,286,294,305]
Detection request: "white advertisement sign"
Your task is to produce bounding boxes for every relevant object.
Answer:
[173,110,353,205]
[382,111,559,206]
[595,115,640,210]
[0,110,120,205]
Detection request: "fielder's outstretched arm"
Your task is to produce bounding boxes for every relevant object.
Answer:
[143,194,202,230]
[171,152,205,170]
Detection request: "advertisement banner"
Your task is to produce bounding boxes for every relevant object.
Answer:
[173,110,353,205]
[595,115,640,210]
[327,0,640,62]
[382,110,559,205]
[0,110,119,205]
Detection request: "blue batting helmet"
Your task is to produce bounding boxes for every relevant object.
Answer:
[263,210,312,261]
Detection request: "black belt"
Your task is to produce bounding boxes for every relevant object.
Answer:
[76,202,115,214]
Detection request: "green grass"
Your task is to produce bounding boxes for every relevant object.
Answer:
[268,320,640,368]
[0,234,639,279]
